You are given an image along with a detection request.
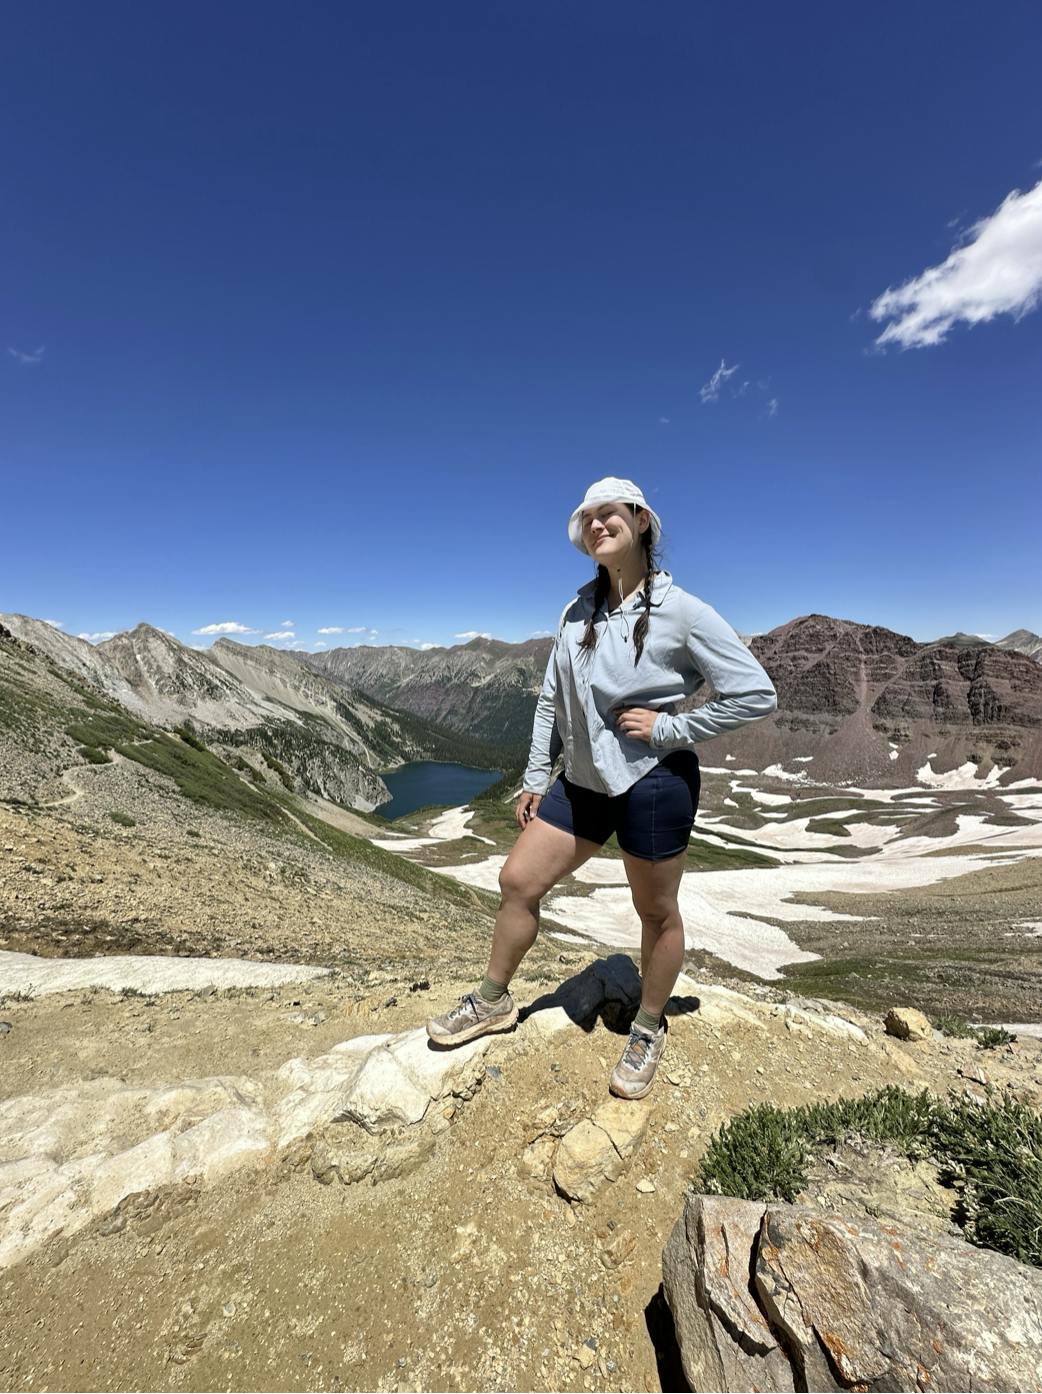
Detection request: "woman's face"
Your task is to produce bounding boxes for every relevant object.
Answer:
[581,500,648,564]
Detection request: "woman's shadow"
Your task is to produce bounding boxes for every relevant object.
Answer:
[517,951,702,1038]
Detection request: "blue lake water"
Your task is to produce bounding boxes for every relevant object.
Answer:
[375,761,503,822]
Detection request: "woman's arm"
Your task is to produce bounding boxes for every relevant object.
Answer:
[521,643,563,795]
[650,600,777,751]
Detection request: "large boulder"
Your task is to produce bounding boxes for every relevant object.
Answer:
[663,1192,1042,1392]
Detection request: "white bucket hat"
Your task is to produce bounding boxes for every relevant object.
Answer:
[567,477,662,556]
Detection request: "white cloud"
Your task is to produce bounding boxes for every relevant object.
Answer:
[191,621,258,636]
[417,642,438,650]
[8,346,45,365]
[313,641,327,649]
[42,619,64,629]
[699,358,740,403]
[76,631,117,643]
[347,626,371,634]
[317,626,345,635]
[870,176,1042,349]
[454,631,495,640]
[767,397,779,417]
[279,619,294,628]
[264,630,295,640]
[658,416,670,424]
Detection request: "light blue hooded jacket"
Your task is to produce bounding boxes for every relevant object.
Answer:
[521,569,778,797]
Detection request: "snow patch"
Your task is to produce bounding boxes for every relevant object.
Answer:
[0,952,329,998]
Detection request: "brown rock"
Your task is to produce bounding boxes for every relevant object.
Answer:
[883,1007,932,1041]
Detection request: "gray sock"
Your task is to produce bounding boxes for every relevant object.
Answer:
[477,975,509,1004]
[634,1005,662,1034]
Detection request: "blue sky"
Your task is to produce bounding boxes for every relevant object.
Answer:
[3,2,1040,652]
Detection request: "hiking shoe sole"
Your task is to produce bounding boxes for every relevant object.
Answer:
[608,1074,655,1100]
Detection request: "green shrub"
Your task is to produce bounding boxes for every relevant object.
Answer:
[175,724,208,753]
[66,712,146,749]
[975,1026,1016,1049]
[114,736,284,823]
[109,811,136,827]
[934,1013,979,1038]
[262,752,295,791]
[932,1091,1042,1264]
[78,745,111,765]
[933,1014,1016,1049]
[695,1083,1042,1268]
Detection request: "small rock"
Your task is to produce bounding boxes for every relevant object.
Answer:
[598,1226,636,1270]
[959,1064,991,1086]
[521,1135,556,1181]
[635,1177,656,1194]
[409,980,430,992]
[883,1007,932,1041]
[0,1022,12,1035]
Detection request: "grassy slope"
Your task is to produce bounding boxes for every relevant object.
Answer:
[0,637,501,920]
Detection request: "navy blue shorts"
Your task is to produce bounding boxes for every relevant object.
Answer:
[535,751,701,861]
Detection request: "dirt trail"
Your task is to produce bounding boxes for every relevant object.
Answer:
[40,769,89,808]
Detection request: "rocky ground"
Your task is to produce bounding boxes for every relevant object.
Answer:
[2,725,1042,1391]
[2,955,1039,1394]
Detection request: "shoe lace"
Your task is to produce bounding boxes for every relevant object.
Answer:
[623,1029,653,1069]
[447,991,478,1022]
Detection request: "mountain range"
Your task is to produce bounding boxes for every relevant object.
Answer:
[2,609,1041,806]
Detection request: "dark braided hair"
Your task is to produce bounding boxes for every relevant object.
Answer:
[577,504,660,666]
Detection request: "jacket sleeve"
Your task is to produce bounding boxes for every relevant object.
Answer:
[650,600,777,751]
[521,642,564,796]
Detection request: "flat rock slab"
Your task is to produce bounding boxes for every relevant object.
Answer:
[0,1020,491,1267]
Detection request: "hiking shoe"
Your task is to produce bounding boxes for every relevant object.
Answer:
[426,989,518,1046]
[609,1020,668,1099]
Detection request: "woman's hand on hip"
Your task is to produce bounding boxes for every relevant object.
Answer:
[611,706,658,744]
[517,791,542,829]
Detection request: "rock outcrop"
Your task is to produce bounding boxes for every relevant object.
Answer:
[663,1192,1042,1392]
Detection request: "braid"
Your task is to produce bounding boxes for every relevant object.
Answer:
[631,527,656,665]
[577,567,611,660]
[576,504,661,666]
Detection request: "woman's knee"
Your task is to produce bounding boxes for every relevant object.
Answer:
[498,860,544,904]
[631,891,680,928]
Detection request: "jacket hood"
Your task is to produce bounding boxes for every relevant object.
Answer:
[577,568,674,609]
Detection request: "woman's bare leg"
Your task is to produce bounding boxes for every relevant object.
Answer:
[620,848,687,1017]
[485,816,603,985]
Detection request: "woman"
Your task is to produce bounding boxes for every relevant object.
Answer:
[426,477,778,1099]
